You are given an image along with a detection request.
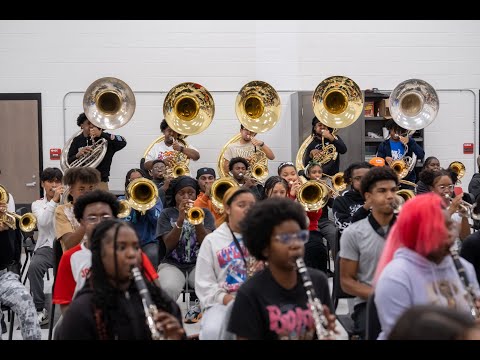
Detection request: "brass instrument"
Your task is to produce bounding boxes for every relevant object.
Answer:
[144,82,214,178]
[217,81,281,181]
[185,203,205,225]
[392,189,415,214]
[450,248,480,320]
[0,185,37,232]
[60,77,136,171]
[131,266,164,340]
[390,159,410,179]
[444,194,480,220]
[323,172,346,193]
[449,161,466,184]
[296,257,335,339]
[125,178,159,215]
[296,76,363,171]
[210,177,239,215]
[297,180,330,212]
[117,199,132,219]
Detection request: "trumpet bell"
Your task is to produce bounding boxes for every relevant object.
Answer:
[297,180,330,212]
[172,164,190,178]
[126,178,159,215]
[211,177,239,213]
[235,80,281,133]
[17,213,37,233]
[117,199,132,219]
[330,172,346,192]
[389,79,439,131]
[449,161,466,180]
[252,163,268,183]
[390,159,409,179]
[187,207,205,225]
[83,77,136,130]
[312,76,363,129]
[163,82,215,136]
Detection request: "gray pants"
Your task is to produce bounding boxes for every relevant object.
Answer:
[157,263,195,302]
[27,246,53,311]
[142,242,159,270]
[0,270,41,340]
[199,301,235,340]
[318,218,338,259]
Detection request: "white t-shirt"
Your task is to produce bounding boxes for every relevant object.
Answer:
[31,197,58,250]
[223,141,256,162]
[145,141,198,162]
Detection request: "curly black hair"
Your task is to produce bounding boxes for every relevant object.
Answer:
[422,156,439,170]
[385,119,406,133]
[76,113,88,127]
[360,166,398,197]
[229,157,249,172]
[73,189,120,222]
[343,162,373,184]
[240,198,307,261]
[89,219,175,340]
[420,168,453,188]
[263,176,288,199]
[160,119,169,132]
[40,167,63,182]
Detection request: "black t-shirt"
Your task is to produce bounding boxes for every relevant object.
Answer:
[303,136,347,176]
[228,267,333,340]
[0,225,21,270]
[67,132,127,182]
[460,231,480,282]
[57,282,183,340]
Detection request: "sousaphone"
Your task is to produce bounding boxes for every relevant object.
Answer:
[217,80,281,181]
[143,82,215,178]
[296,76,363,172]
[60,77,136,171]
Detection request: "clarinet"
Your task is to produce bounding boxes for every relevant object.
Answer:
[450,248,480,319]
[295,257,335,340]
[131,266,165,340]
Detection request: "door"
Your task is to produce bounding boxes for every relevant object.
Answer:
[0,94,42,210]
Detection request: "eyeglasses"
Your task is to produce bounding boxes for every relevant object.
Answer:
[84,214,113,224]
[274,230,309,245]
[436,185,455,191]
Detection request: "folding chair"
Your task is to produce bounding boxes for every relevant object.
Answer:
[332,254,356,339]
[365,293,381,340]
[48,238,63,340]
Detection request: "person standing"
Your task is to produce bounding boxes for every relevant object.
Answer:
[67,112,127,191]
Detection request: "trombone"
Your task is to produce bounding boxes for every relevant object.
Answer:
[119,178,159,217]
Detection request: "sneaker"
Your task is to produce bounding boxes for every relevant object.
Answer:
[184,299,202,324]
[37,308,49,326]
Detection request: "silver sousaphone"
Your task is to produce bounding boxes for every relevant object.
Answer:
[60,77,136,172]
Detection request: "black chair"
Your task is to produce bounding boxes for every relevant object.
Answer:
[331,254,356,339]
[365,293,381,340]
[47,238,63,340]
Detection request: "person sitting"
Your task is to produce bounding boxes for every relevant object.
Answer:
[227,197,336,340]
[262,176,288,199]
[0,198,41,340]
[194,167,223,227]
[66,112,127,191]
[119,168,163,269]
[29,167,64,326]
[468,155,480,201]
[332,161,373,235]
[54,167,100,252]
[156,176,216,323]
[374,192,480,340]
[222,124,275,176]
[144,119,200,172]
[196,187,257,340]
[56,219,185,340]
[416,156,441,195]
[148,160,169,207]
[387,304,480,340]
[228,157,263,199]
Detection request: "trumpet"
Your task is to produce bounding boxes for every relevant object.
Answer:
[444,194,480,220]
[185,202,205,225]
[0,185,37,232]
[117,199,132,219]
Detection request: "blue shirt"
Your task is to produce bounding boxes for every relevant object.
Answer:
[389,139,405,160]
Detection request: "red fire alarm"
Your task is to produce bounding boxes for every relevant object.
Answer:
[50,148,62,160]
[463,143,474,154]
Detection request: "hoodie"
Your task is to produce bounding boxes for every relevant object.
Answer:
[375,247,480,340]
[195,222,249,310]
[332,189,368,232]
[468,173,480,201]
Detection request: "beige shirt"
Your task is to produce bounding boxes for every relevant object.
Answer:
[223,141,256,162]
[54,203,80,250]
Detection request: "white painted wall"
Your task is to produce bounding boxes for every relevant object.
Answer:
[0,20,479,191]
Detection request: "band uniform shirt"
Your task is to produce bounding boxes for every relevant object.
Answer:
[228,267,333,340]
[31,197,58,251]
[223,141,256,163]
[303,136,347,176]
[67,132,127,182]
[54,203,80,251]
[156,207,216,271]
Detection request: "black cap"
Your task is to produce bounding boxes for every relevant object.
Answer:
[196,167,216,179]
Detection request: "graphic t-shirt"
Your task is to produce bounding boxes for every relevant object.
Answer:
[228,267,333,340]
[389,139,405,160]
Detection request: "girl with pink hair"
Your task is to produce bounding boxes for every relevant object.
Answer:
[374,192,480,340]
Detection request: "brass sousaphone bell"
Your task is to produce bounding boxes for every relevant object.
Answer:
[60,77,136,172]
[296,76,364,171]
[217,81,281,181]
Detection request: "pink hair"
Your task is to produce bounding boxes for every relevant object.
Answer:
[374,192,449,283]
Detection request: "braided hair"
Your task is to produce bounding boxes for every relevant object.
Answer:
[89,219,175,340]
